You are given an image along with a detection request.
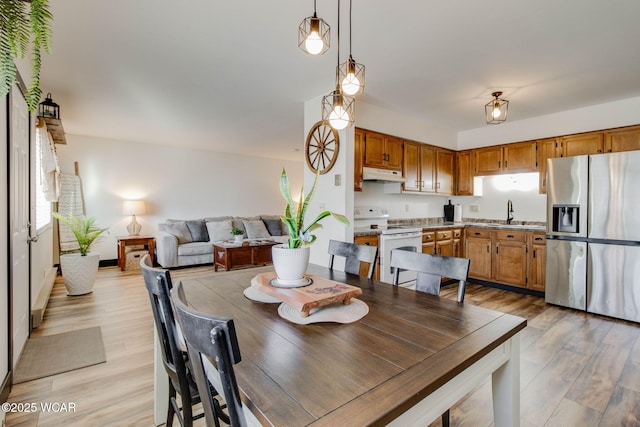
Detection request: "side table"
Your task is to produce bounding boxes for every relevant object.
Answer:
[117,236,156,271]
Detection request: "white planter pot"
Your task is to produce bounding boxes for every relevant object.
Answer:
[59,252,100,296]
[234,235,243,244]
[271,244,310,286]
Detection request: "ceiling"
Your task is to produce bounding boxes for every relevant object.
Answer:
[38,0,640,161]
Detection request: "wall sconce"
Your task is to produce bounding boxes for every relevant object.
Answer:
[122,200,146,236]
[485,91,509,124]
[38,93,60,119]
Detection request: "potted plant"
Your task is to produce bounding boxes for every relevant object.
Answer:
[53,213,108,295]
[230,227,244,244]
[272,169,349,286]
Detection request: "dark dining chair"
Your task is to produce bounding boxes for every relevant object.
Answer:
[389,249,470,426]
[171,282,248,427]
[328,239,378,279]
[140,254,228,427]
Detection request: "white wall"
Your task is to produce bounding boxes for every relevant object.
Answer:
[0,92,8,386]
[355,183,452,219]
[55,135,303,261]
[458,96,640,149]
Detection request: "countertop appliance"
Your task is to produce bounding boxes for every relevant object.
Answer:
[354,207,422,285]
[545,151,640,322]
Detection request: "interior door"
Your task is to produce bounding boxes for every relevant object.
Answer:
[10,84,31,367]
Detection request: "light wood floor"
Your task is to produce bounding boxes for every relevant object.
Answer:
[6,265,640,426]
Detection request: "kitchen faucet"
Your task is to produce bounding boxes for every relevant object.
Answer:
[507,200,514,224]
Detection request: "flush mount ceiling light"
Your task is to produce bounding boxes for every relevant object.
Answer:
[485,91,509,124]
[322,0,355,130]
[337,0,365,96]
[298,0,331,55]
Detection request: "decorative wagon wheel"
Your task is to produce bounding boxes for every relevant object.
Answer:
[305,120,340,174]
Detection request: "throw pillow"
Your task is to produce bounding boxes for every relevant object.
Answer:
[186,220,209,242]
[262,218,282,236]
[164,221,193,244]
[243,219,271,239]
[206,220,233,242]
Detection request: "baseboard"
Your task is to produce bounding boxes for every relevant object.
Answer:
[467,278,544,297]
[0,371,11,404]
[31,267,58,328]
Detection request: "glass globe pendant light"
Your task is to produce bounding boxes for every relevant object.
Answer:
[298,0,331,55]
[337,0,365,96]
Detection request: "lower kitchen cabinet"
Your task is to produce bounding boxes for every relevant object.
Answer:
[528,233,546,292]
[465,228,492,280]
[435,230,454,257]
[354,235,379,280]
[493,231,528,287]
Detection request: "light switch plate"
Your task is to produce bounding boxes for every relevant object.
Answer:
[334,174,341,186]
[470,205,479,212]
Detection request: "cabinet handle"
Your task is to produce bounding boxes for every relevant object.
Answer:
[505,160,508,168]
[597,149,602,153]
[442,233,448,237]
[533,249,536,258]
[487,245,490,252]
[475,232,481,236]
[534,237,543,241]
[498,161,501,168]
[496,246,499,254]
[507,234,514,238]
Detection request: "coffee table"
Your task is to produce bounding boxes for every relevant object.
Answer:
[213,240,277,271]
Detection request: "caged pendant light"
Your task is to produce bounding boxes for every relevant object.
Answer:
[322,0,355,130]
[337,0,365,96]
[485,91,509,124]
[298,0,331,55]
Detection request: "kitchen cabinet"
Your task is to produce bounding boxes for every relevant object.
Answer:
[354,128,364,191]
[452,229,462,258]
[604,125,640,153]
[436,148,455,195]
[354,234,379,280]
[558,132,604,157]
[421,230,435,254]
[537,137,559,194]
[456,150,474,196]
[475,142,537,176]
[493,230,528,288]
[363,130,403,171]
[528,233,546,292]
[474,146,503,175]
[465,228,492,280]
[403,143,453,195]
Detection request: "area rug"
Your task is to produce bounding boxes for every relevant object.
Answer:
[13,326,106,383]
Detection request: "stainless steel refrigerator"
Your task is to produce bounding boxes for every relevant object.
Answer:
[546,151,640,323]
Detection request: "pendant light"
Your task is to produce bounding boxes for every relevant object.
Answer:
[485,91,509,124]
[337,0,365,96]
[322,0,355,130]
[298,0,331,55]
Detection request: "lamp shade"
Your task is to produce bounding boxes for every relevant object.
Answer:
[122,200,146,216]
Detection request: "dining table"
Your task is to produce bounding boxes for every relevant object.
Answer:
[153,264,526,426]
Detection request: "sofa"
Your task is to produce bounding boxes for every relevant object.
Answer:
[156,215,289,268]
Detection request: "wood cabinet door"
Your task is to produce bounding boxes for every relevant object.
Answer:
[403,141,421,192]
[436,240,453,257]
[466,237,492,280]
[493,240,527,287]
[475,146,503,175]
[420,144,436,193]
[605,125,640,153]
[354,129,364,191]
[559,132,604,157]
[385,136,404,170]
[363,131,386,168]
[529,243,546,292]
[456,150,474,196]
[537,138,558,194]
[436,148,455,194]
[354,235,379,280]
[422,242,436,254]
[503,141,537,173]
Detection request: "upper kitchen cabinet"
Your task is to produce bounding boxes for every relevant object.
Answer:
[456,150,474,196]
[604,125,640,153]
[354,128,364,191]
[558,132,604,157]
[537,137,559,194]
[475,142,537,175]
[436,148,455,195]
[474,146,503,175]
[363,130,403,171]
[403,143,453,195]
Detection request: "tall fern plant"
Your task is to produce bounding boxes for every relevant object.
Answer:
[0,0,53,111]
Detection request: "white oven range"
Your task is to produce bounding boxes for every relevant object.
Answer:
[354,207,422,285]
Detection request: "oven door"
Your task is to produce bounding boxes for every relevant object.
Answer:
[379,232,422,284]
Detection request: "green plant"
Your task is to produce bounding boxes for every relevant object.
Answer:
[230,227,244,236]
[0,0,53,111]
[279,168,349,248]
[53,213,108,256]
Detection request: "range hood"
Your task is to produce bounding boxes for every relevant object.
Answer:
[362,167,406,182]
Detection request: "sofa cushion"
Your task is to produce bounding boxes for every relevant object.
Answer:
[206,220,233,242]
[177,241,214,257]
[233,216,260,238]
[203,216,232,223]
[261,218,281,236]
[243,219,271,239]
[164,221,192,244]
[186,220,209,242]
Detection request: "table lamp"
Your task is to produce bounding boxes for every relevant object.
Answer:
[122,200,146,236]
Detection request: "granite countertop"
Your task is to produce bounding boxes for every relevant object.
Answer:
[354,220,546,236]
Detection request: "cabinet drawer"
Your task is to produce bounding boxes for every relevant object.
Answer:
[422,232,435,242]
[495,230,527,242]
[531,233,546,245]
[436,230,453,241]
[355,235,379,247]
[453,229,462,239]
[466,228,491,239]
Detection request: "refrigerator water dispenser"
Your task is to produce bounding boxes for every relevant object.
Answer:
[552,205,580,233]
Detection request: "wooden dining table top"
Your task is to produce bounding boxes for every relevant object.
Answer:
[178,264,527,426]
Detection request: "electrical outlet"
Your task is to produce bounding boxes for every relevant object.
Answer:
[470,205,479,213]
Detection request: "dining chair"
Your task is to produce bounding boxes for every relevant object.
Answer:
[140,254,228,427]
[389,249,470,427]
[171,282,248,427]
[328,239,378,279]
